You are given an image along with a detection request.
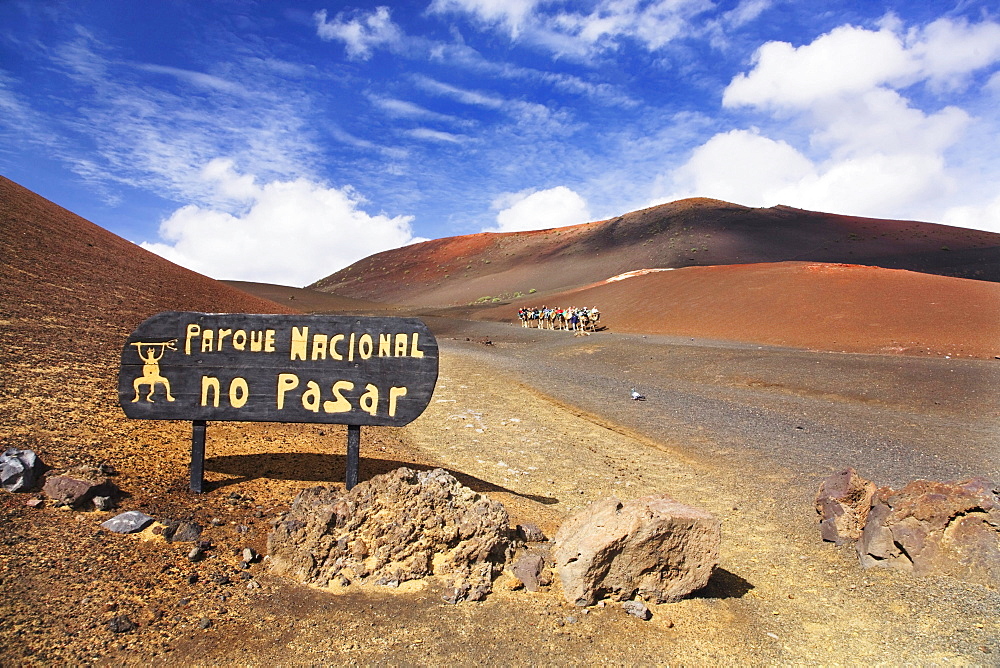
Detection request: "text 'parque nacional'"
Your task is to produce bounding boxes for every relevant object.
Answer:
[118,312,439,427]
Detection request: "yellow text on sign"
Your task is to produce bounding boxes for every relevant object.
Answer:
[289,328,425,361]
[276,373,408,417]
[185,323,276,355]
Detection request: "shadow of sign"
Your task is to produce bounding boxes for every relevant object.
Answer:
[204,452,559,505]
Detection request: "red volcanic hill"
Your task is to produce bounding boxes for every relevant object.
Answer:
[0,175,297,377]
[472,262,1000,359]
[310,198,1000,307]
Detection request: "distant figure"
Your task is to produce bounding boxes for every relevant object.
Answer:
[630,388,646,401]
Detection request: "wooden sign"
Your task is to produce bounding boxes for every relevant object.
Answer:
[119,312,438,426]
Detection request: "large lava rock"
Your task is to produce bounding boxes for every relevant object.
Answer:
[815,467,876,545]
[553,495,720,606]
[267,468,512,603]
[857,476,1000,585]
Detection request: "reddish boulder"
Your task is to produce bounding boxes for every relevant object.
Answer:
[857,476,1000,585]
[815,467,876,544]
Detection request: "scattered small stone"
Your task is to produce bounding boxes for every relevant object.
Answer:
[101,511,154,534]
[210,518,224,526]
[165,522,203,543]
[622,600,651,621]
[92,495,115,511]
[187,573,199,585]
[565,615,578,624]
[198,617,212,629]
[517,523,547,543]
[242,547,257,563]
[25,498,43,508]
[187,547,203,562]
[197,539,213,550]
[240,571,253,581]
[107,615,138,634]
[212,574,231,586]
[237,525,250,534]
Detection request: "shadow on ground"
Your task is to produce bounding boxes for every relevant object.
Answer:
[204,452,558,505]
[694,567,755,600]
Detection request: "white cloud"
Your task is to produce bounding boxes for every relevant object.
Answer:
[428,0,544,37]
[430,0,713,58]
[141,160,419,286]
[487,186,591,232]
[131,63,248,95]
[942,193,1000,234]
[655,16,1000,227]
[407,127,465,143]
[315,7,403,60]
[664,129,814,205]
[723,17,1000,109]
[413,74,506,108]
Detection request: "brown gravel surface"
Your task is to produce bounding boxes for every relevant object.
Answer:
[3,176,998,664]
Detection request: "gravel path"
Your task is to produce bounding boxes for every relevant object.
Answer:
[399,317,1000,663]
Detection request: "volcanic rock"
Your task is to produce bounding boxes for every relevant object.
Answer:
[42,465,116,509]
[163,521,203,543]
[553,494,720,606]
[107,615,138,634]
[101,511,155,534]
[0,448,44,492]
[512,550,547,592]
[857,476,1000,585]
[815,467,876,544]
[622,600,652,620]
[267,467,512,603]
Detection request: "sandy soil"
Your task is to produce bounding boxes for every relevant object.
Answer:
[3,328,998,665]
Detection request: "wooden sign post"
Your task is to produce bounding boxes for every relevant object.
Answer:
[118,312,439,492]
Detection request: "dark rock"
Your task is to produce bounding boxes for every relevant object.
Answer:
[107,615,138,633]
[268,467,511,602]
[512,550,547,592]
[212,574,231,586]
[553,494,720,606]
[1,448,44,492]
[857,477,1000,585]
[815,468,876,544]
[164,522,202,543]
[622,600,652,620]
[198,617,212,629]
[101,511,154,534]
[42,465,116,508]
[517,523,547,543]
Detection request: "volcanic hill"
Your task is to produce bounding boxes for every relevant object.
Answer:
[310,198,1000,307]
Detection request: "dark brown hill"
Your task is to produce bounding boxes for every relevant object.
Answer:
[221,280,396,315]
[310,198,1000,307]
[0,175,297,375]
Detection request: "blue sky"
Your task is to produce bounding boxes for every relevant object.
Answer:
[2,1,999,286]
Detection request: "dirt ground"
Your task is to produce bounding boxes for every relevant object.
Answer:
[3,326,998,665]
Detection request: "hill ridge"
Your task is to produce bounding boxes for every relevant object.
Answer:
[310,198,1000,307]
